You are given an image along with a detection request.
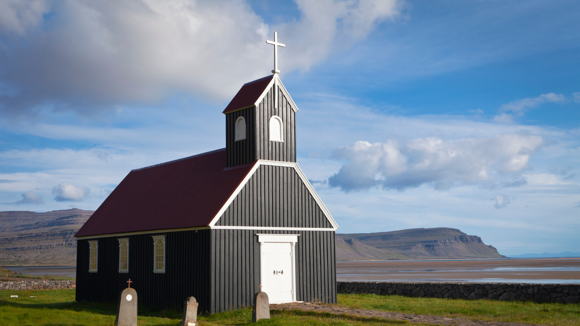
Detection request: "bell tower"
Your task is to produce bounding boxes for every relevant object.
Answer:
[223,33,298,167]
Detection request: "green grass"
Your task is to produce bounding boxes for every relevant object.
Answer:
[0,289,410,325]
[337,293,580,326]
[2,289,578,325]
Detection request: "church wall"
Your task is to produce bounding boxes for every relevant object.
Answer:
[215,165,333,228]
[76,229,211,311]
[225,107,256,167]
[210,229,336,313]
[255,85,296,162]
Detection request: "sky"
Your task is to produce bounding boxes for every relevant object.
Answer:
[0,0,579,256]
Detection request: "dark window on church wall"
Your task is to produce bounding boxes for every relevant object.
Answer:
[118,238,129,273]
[235,116,246,141]
[89,240,98,272]
[269,116,283,142]
[153,235,166,273]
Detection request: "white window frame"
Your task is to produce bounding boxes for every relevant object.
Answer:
[88,240,98,273]
[152,235,166,273]
[235,116,246,141]
[118,238,129,273]
[257,234,298,302]
[269,116,283,142]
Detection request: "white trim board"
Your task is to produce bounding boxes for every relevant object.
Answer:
[253,75,299,112]
[208,160,339,230]
[213,226,335,231]
[257,234,299,243]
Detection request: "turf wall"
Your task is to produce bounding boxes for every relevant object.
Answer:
[337,281,580,304]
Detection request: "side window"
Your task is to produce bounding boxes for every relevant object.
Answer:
[235,116,246,141]
[152,235,166,273]
[89,240,98,273]
[118,238,129,273]
[269,116,283,142]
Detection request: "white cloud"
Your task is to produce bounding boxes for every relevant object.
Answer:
[493,112,514,124]
[499,93,566,113]
[573,92,580,103]
[328,134,544,191]
[0,0,402,116]
[52,183,90,202]
[494,194,510,209]
[525,173,568,186]
[0,0,48,36]
[494,93,566,124]
[15,191,44,205]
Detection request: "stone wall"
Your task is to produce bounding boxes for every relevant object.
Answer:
[0,280,75,291]
[337,281,580,304]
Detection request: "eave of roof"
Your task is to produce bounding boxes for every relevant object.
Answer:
[74,149,257,238]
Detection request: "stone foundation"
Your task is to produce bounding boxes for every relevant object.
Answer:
[337,281,580,304]
[0,280,75,291]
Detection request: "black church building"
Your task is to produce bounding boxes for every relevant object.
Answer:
[75,73,339,313]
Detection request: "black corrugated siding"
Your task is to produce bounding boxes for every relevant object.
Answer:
[76,230,211,311]
[256,85,296,163]
[216,165,332,228]
[225,85,296,167]
[210,229,336,313]
[226,107,256,167]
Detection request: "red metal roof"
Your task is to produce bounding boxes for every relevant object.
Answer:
[75,149,256,238]
[222,75,274,114]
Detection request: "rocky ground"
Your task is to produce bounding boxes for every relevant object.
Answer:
[271,302,536,326]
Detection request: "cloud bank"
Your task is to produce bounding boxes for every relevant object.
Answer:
[52,183,90,202]
[0,0,401,116]
[15,191,44,205]
[328,134,543,192]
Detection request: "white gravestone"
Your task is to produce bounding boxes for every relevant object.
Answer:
[115,280,137,326]
[252,291,270,322]
[180,296,199,326]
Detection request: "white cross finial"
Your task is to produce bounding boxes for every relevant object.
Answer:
[266,32,285,74]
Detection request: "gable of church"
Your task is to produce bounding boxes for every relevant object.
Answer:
[214,164,334,229]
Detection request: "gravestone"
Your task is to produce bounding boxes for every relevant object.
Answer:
[115,280,137,326]
[252,291,270,322]
[180,296,199,326]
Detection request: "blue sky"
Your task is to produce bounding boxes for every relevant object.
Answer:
[0,0,579,256]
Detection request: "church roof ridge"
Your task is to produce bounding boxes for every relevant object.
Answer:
[132,148,226,172]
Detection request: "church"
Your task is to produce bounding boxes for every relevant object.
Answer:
[74,33,339,313]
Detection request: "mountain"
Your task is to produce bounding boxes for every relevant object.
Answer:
[0,209,93,266]
[1,210,502,265]
[336,228,504,261]
[509,252,580,258]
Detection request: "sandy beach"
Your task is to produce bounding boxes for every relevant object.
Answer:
[337,258,580,283]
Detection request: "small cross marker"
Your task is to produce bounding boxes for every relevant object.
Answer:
[127,279,132,288]
[266,32,285,74]
[259,284,263,292]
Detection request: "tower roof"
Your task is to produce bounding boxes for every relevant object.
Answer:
[222,75,298,114]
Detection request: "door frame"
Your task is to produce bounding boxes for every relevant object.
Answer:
[257,234,299,303]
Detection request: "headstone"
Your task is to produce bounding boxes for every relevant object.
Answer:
[180,296,199,326]
[252,291,270,322]
[115,282,138,326]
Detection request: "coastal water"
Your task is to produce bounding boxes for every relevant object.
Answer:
[4,258,580,284]
[337,258,580,284]
[3,266,76,278]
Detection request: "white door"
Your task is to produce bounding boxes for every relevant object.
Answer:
[261,242,295,303]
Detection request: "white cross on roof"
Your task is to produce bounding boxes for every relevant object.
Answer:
[266,32,285,74]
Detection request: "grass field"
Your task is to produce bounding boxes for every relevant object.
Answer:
[337,293,580,326]
[0,289,578,325]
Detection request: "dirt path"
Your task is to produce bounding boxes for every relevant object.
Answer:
[271,302,536,326]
